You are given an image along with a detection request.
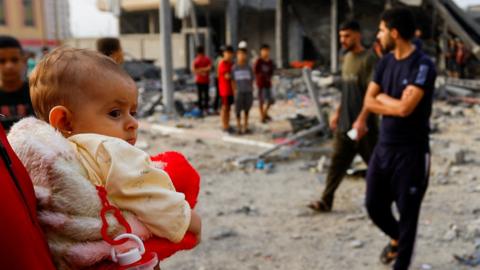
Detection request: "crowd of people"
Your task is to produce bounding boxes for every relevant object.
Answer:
[192,42,275,134]
[446,37,470,78]
[0,5,460,270]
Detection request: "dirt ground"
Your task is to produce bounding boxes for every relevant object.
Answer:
[137,95,480,270]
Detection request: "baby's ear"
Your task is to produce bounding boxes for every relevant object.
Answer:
[49,106,73,135]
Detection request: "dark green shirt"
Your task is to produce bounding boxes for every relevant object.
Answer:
[338,50,378,133]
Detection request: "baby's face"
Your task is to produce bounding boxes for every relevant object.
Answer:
[71,75,139,145]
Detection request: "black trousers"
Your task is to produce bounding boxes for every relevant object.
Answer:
[366,143,430,270]
[320,131,378,208]
[196,83,210,112]
[213,78,220,111]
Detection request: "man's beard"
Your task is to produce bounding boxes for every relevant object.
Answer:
[382,38,395,53]
[343,43,355,52]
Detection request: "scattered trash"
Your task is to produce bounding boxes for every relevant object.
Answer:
[454,149,468,165]
[442,224,459,241]
[233,205,259,216]
[420,263,432,270]
[454,247,480,267]
[349,240,364,249]
[184,108,203,118]
[175,123,193,129]
[256,159,265,170]
[210,228,239,241]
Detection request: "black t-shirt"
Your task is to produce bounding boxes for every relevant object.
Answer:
[0,82,34,130]
[373,49,436,148]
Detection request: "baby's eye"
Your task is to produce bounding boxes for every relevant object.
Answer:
[130,111,137,117]
[108,110,121,118]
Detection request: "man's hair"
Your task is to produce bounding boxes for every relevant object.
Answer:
[381,8,416,41]
[0,35,23,51]
[237,48,247,54]
[30,47,132,122]
[96,37,121,57]
[339,21,361,32]
[260,44,270,50]
[196,45,205,54]
[224,45,234,53]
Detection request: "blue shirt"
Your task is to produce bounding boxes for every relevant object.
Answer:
[373,49,436,148]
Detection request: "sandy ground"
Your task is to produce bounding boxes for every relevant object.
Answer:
[137,96,480,270]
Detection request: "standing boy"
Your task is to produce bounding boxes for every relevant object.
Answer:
[254,44,275,123]
[218,46,235,133]
[212,46,225,114]
[355,8,436,270]
[96,37,125,65]
[192,45,212,115]
[0,35,34,130]
[232,48,254,134]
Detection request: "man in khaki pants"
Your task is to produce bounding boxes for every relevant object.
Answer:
[308,21,378,212]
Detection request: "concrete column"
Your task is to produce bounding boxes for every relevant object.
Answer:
[190,4,200,46]
[289,15,303,62]
[385,0,393,10]
[330,0,338,73]
[439,23,448,71]
[148,12,155,34]
[276,0,288,68]
[226,0,238,47]
[160,0,174,114]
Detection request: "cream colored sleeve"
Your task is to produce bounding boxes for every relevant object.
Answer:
[69,134,191,243]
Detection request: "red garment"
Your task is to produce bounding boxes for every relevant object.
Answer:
[94,151,200,270]
[254,58,274,89]
[0,125,56,270]
[218,59,233,96]
[193,55,212,84]
[144,151,200,260]
[456,47,466,65]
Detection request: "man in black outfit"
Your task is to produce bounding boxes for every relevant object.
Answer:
[0,35,34,130]
[353,8,436,270]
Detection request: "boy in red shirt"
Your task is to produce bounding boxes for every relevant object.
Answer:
[218,46,235,132]
[254,44,275,123]
[192,45,212,115]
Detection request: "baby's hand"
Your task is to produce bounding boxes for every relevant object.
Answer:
[188,210,202,245]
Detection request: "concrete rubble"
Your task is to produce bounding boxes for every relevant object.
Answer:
[133,70,480,269]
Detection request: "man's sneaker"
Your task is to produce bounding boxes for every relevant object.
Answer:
[380,240,399,264]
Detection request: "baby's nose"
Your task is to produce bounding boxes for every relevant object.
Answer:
[127,117,138,130]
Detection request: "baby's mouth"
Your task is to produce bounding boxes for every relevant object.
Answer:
[127,138,137,145]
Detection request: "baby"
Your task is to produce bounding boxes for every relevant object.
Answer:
[8,47,201,269]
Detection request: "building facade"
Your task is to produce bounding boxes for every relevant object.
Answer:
[0,0,70,51]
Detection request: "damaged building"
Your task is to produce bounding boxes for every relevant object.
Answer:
[82,0,480,76]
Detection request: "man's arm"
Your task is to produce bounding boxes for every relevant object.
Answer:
[329,105,341,131]
[224,71,231,80]
[232,79,237,96]
[363,82,411,117]
[351,82,382,140]
[194,65,211,75]
[373,85,424,117]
